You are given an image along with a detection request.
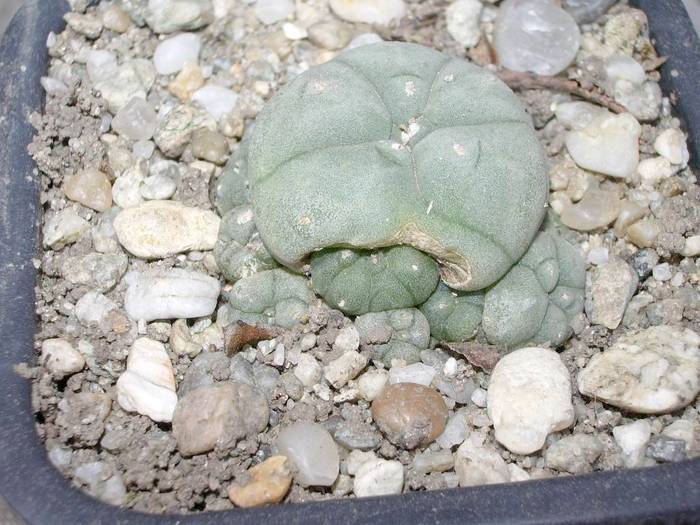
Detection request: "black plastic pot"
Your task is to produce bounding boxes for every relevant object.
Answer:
[1,1,699,524]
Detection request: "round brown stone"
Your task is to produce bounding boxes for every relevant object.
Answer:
[371,382,448,449]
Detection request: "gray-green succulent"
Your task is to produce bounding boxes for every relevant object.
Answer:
[214,42,585,349]
[355,308,431,365]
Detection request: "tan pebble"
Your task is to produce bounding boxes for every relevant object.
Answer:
[560,189,621,232]
[102,4,132,33]
[228,456,292,508]
[371,382,448,449]
[627,219,660,248]
[168,63,205,102]
[613,200,647,236]
[63,168,112,212]
[191,128,229,165]
[659,176,686,198]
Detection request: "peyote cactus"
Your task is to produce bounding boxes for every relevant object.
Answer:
[215,42,585,349]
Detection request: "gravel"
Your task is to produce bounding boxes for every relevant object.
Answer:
[25,0,700,514]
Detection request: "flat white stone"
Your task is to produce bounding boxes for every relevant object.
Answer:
[436,410,468,449]
[43,209,90,249]
[585,257,638,330]
[682,235,700,257]
[192,84,238,120]
[577,326,700,414]
[613,420,651,468]
[329,0,406,26]
[114,200,220,259]
[75,291,118,325]
[654,128,689,166]
[275,423,339,486]
[454,434,510,486]
[254,0,295,24]
[494,0,580,76]
[487,347,574,455]
[555,101,609,131]
[324,350,368,389]
[446,0,483,48]
[41,339,85,377]
[116,338,177,422]
[357,369,389,401]
[333,326,360,353]
[153,33,202,75]
[86,50,118,84]
[346,33,384,50]
[124,269,221,321]
[353,458,404,497]
[566,113,641,179]
[112,98,158,141]
[388,362,437,387]
[294,354,322,387]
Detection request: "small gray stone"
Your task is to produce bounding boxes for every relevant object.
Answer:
[112,98,157,141]
[172,381,269,456]
[647,436,687,463]
[585,257,638,329]
[60,252,128,292]
[545,434,604,474]
[332,421,382,451]
[562,0,615,24]
[631,249,660,279]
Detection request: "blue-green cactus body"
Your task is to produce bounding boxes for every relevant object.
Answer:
[420,283,484,342]
[214,205,279,282]
[246,42,547,295]
[311,246,439,315]
[355,308,431,366]
[222,269,314,328]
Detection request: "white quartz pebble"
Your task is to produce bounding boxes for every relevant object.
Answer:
[654,128,689,165]
[86,50,118,84]
[333,326,360,352]
[446,0,483,48]
[275,423,339,486]
[43,209,90,249]
[682,235,700,257]
[346,33,384,50]
[154,33,202,75]
[124,269,220,321]
[293,354,322,387]
[578,326,700,414]
[111,98,158,141]
[388,362,437,387]
[329,0,406,26]
[357,369,389,401]
[494,0,580,76]
[353,458,404,497]
[114,200,220,259]
[116,338,177,422]
[192,84,238,120]
[254,0,294,24]
[566,113,641,179]
[487,347,574,455]
[324,350,368,389]
[613,420,651,468]
[41,339,85,377]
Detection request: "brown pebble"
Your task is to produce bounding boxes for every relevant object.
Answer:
[371,383,448,449]
[63,168,112,212]
[228,455,292,508]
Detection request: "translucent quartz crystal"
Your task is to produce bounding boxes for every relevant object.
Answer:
[275,423,339,486]
[112,98,157,141]
[494,0,581,76]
